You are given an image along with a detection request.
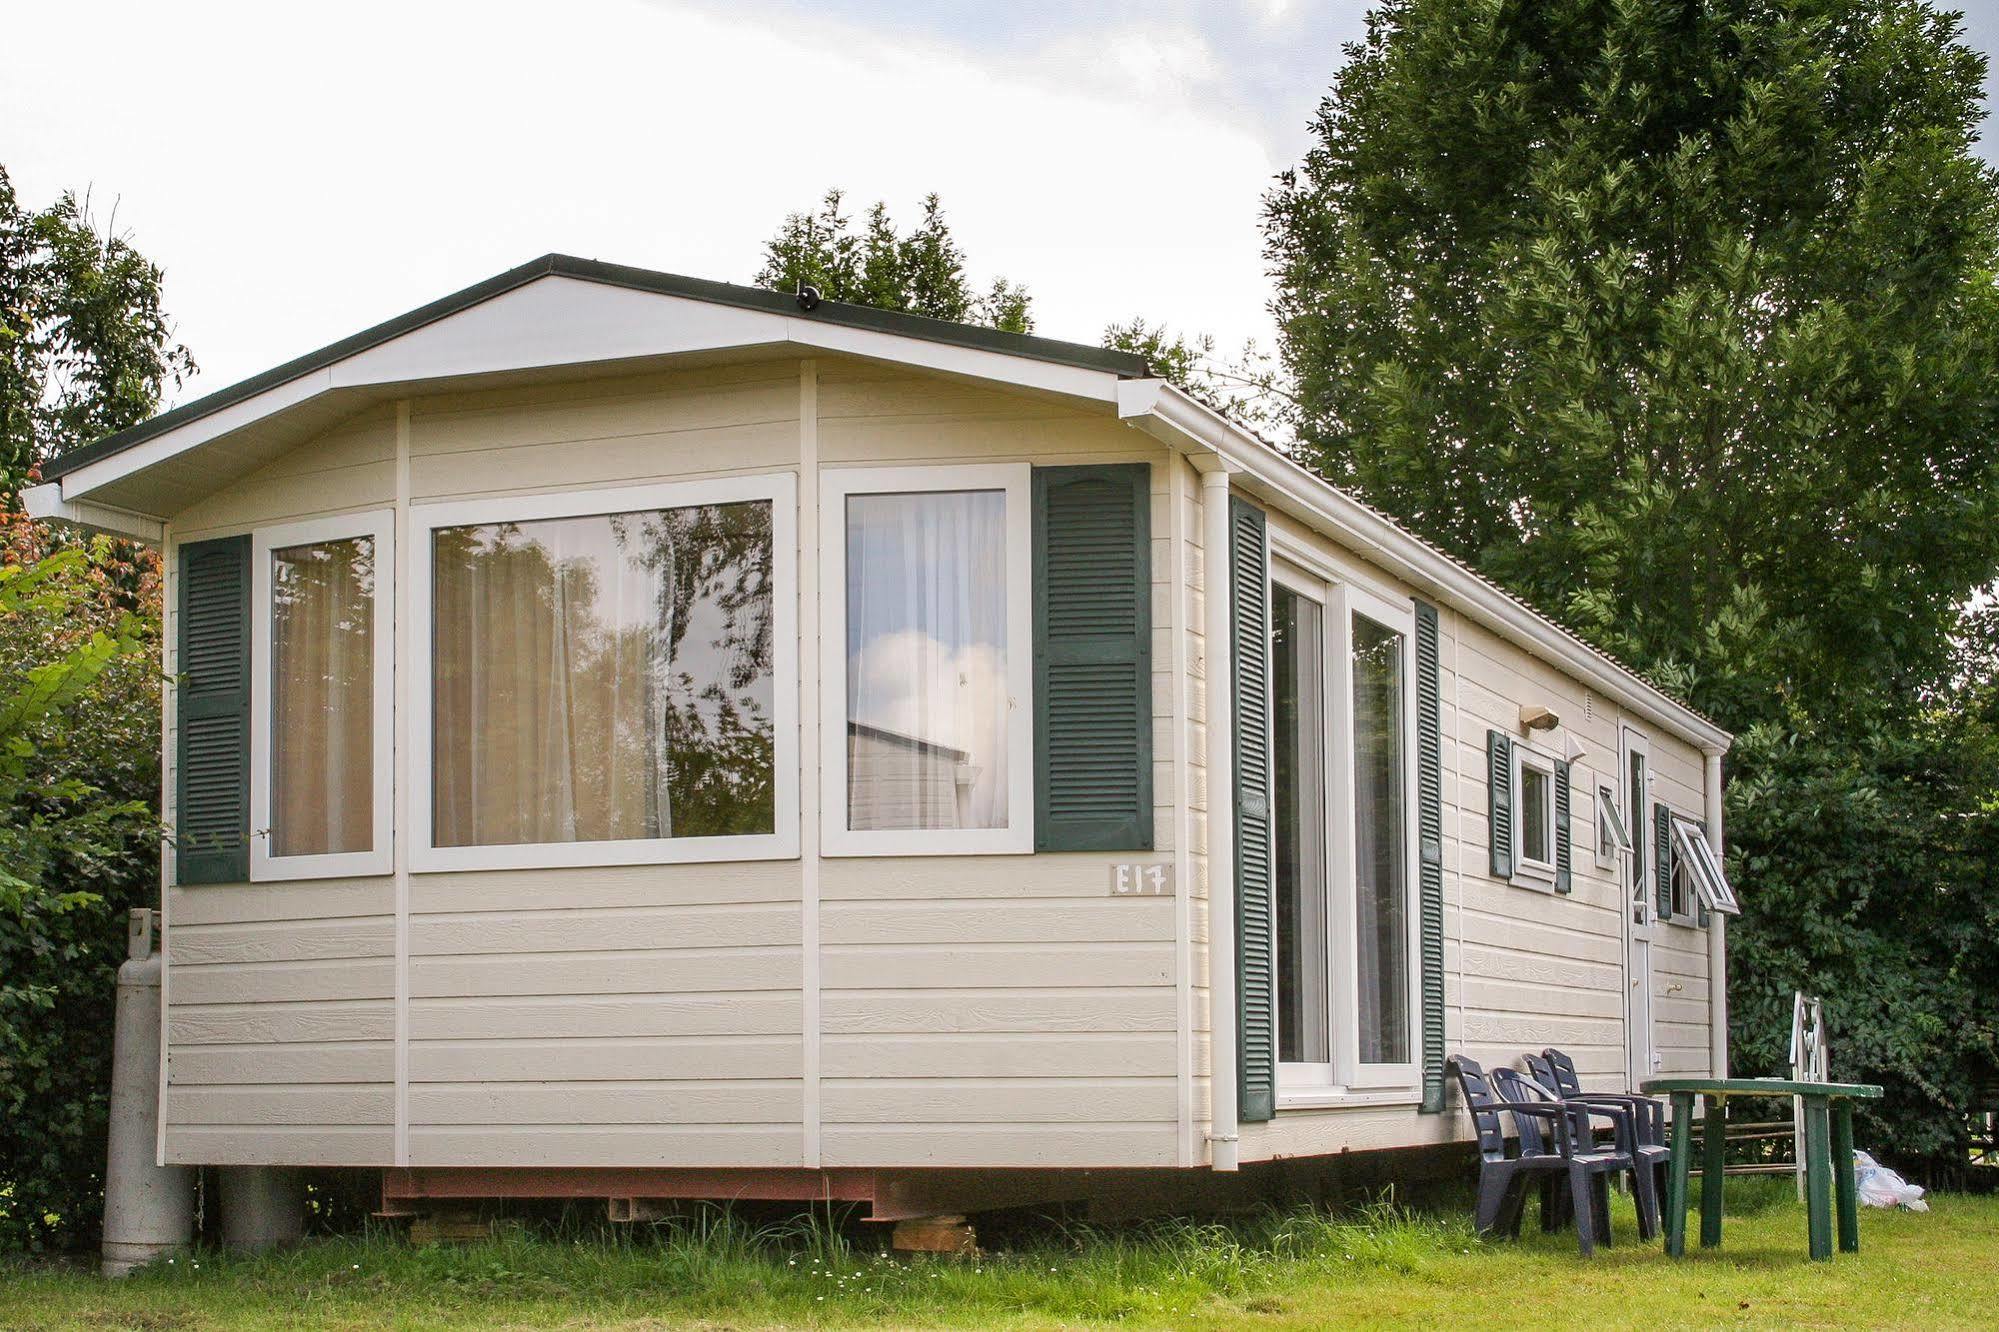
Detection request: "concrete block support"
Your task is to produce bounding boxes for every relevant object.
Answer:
[219,1167,305,1253]
[101,909,196,1278]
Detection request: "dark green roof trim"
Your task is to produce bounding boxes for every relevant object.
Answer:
[45,253,1150,481]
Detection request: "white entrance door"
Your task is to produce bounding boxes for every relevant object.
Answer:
[1621,727,1658,1088]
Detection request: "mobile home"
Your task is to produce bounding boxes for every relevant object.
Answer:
[27,255,1733,1231]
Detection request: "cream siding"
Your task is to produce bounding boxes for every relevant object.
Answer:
[156,348,1719,1176]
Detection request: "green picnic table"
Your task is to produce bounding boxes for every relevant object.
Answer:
[1639,1077,1883,1262]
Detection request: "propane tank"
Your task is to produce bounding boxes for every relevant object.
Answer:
[101,908,195,1277]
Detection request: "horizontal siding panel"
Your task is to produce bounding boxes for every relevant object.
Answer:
[410,863,798,914]
[408,1126,802,1168]
[168,1042,392,1086]
[170,918,394,966]
[412,1036,802,1083]
[410,994,800,1041]
[411,1081,799,1126]
[820,1078,1174,1124]
[168,1086,393,1126]
[1460,1012,1623,1049]
[412,904,798,956]
[409,424,795,498]
[171,1001,394,1045]
[818,1125,1177,1169]
[820,900,1172,946]
[411,948,799,998]
[412,378,797,455]
[821,1032,1182,1079]
[165,1125,391,1167]
[820,989,1174,1035]
[820,943,1171,990]
[1462,976,1623,1020]
[818,856,1145,901]
[172,959,394,1005]
[170,880,392,926]
[1459,945,1620,992]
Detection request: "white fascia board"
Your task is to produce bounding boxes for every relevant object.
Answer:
[1119,379,1732,755]
[57,367,335,503]
[20,482,165,543]
[61,276,1120,505]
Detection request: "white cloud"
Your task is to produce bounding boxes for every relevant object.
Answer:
[850,629,1009,822]
[2,0,1284,407]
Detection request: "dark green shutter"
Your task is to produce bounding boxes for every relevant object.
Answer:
[1487,730,1514,879]
[176,535,251,885]
[1414,601,1446,1112]
[1033,464,1153,851]
[1655,802,1674,919]
[1229,496,1274,1124]
[1553,760,1573,895]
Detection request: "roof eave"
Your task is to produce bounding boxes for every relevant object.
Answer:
[1117,379,1732,755]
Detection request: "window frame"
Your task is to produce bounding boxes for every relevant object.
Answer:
[1267,537,1423,1101]
[1337,582,1422,1092]
[1670,815,1740,916]
[1508,739,1560,889]
[1620,725,1652,925]
[1595,782,1633,870]
[819,464,1034,857]
[249,510,396,883]
[407,474,799,872]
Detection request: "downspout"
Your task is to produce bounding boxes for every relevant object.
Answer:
[1201,468,1240,1171]
[1704,748,1728,1078]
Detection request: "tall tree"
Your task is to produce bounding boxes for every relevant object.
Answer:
[1,165,194,493]
[1266,0,1999,729]
[1265,0,1999,1171]
[755,190,1033,333]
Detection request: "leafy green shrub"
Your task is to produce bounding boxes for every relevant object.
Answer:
[0,514,159,1252]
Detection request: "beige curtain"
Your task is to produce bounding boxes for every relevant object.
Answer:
[431,513,667,847]
[271,536,375,857]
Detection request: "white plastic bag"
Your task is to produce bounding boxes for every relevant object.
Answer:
[1852,1150,1929,1211]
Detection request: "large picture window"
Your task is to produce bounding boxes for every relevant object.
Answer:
[412,477,797,870]
[251,512,394,881]
[822,466,1032,855]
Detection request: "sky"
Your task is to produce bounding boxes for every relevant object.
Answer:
[7,1,1999,408]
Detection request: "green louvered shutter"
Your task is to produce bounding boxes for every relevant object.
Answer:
[1414,601,1447,1112]
[1230,496,1275,1123]
[1033,464,1153,851]
[1655,802,1674,919]
[1487,730,1514,879]
[1554,760,1573,895]
[176,535,251,885]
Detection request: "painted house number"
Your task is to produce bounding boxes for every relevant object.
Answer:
[1109,863,1174,896]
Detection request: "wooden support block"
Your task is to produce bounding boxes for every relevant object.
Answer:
[408,1209,494,1245]
[890,1214,977,1257]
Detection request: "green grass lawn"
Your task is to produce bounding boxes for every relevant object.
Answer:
[2,1181,1989,1331]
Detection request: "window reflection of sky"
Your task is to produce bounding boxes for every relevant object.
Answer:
[845,490,1009,829]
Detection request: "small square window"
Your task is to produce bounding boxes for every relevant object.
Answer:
[1510,743,1559,882]
[1596,784,1632,868]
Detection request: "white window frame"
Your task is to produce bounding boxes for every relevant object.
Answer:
[1336,582,1423,1092]
[1508,740,1560,888]
[820,464,1034,857]
[408,474,799,872]
[1595,782,1633,871]
[250,510,395,882]
[1671,815,1740,916]
[1271,559,1337,1093]
[1620,725,1653,925]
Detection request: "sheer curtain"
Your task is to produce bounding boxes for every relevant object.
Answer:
[271,537,375,857]
[845,490,1008,831]
[431,503,775,848]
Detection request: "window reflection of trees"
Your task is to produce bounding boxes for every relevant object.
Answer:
[431,500,774,846]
